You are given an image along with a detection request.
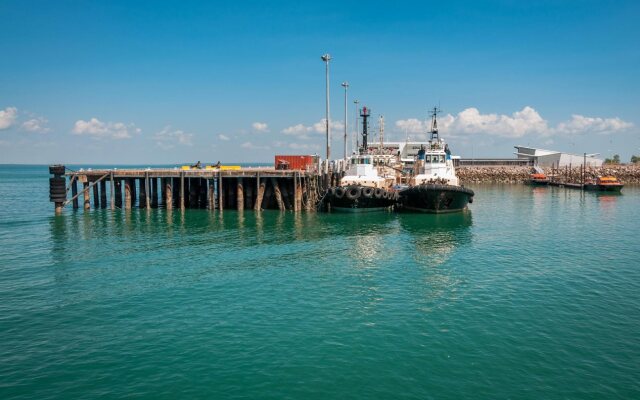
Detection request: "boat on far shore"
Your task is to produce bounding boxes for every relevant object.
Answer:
[527,165,550,186]
[584,176,624,192]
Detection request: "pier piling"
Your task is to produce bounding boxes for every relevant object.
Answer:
[165,178,173,210]
[237,178,244,211]
[124,179,132,209]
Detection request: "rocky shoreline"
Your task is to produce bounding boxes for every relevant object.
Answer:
[457,165,640,184]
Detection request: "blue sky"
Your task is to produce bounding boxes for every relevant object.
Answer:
[1,0,639,164]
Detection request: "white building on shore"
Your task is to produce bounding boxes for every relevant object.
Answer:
[514,146,603,167]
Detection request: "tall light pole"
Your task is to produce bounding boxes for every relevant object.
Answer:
[353,99,359,153]
[341,81,349,160]
[321,54,331,162]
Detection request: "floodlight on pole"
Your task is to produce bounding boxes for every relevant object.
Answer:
[341,81,349,160]
[321,54,332,162]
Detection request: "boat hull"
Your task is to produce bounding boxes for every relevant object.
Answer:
[398,184,474,213]
[584,184,624,192]
[527,179,549,186]
[325,185,397,212]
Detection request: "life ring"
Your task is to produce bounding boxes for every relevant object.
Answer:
[346,186,361,200]
[374,188,383,199]
[362,187,374,198]
[335,187,346,199]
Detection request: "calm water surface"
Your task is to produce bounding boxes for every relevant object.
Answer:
[1,165,639,399]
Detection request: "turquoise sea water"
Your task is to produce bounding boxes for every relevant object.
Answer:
[1,165,639,399]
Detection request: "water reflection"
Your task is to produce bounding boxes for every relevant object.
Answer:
[398,211,473,267]
[595,192,620,213]
[397,212,473,311]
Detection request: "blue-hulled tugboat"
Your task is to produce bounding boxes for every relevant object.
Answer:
[397,108,474,213]
[324,106,398,212]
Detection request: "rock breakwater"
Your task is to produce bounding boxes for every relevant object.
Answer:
[457,164,640,184]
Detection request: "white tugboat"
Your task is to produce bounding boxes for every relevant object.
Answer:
[325,106,398,212]
[398,108,474,213]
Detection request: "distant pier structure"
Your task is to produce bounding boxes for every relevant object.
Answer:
[47,162,345,213]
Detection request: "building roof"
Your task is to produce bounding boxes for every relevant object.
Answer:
[514,145,600,159]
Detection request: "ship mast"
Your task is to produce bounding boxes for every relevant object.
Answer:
[378,115,384,152]
[429,106,440,141]
[360,106,370,154]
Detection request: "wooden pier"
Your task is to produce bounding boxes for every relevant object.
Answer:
[547,161,589,190]
[48,165,342,213]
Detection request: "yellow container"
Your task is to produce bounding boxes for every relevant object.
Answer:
[220,165,241,170]
[181,166,191,170]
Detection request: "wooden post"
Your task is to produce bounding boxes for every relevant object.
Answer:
[254,176,265,211]
[165,178,173,210]
[115,179,122,209]
[83,182,90,210]
[110,173,115,210]
[124,179,132,209]
[145,174,151,209]
[218,173,223,211]
[208,179,215,210]
[72,179,79,209]
[180,173,185,210]
[271,178,285,211]
[294,173,301,212]
[237,177,244,210]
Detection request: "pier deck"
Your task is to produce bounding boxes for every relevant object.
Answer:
[49,165,338,213]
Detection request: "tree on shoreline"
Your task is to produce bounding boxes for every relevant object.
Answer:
[632,155,639,164]
[604,154,620,164]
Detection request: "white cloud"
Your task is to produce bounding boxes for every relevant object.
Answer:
[153,126,194,149]
[395,118,427,134]
[73,117,140,139]
[282,119,344,139]
[252,122,269,132]
[282,123,312,136]
[22,117,49,133]
[0,107,18,130]
[441,106,549,138]
[241,141,270,150]
[395,106,633,139]
[218,134,230,141]
[553,115,633,135]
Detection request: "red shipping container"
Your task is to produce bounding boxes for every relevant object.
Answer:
[274,155,317,171]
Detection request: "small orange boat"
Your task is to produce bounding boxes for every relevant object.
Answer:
[584,176,624,192]
[528,172,549,185]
